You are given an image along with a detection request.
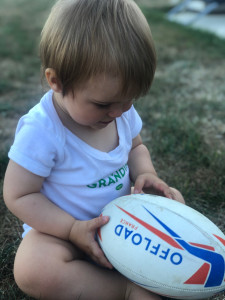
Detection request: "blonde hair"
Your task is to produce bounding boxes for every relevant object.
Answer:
[40,0,156,98]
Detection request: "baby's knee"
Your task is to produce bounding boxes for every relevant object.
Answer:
[14,254,41,298]
[14,246,60,299]
[14,254,64,299]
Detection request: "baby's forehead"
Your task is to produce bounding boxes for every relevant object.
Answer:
[75,74,136,101]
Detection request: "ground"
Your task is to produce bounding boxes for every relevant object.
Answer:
[0,0,225,299]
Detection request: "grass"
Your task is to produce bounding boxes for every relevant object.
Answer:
[0,1,225,299]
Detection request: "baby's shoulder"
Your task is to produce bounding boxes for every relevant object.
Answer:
[21,91,64,140]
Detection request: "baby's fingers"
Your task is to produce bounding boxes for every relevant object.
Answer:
[134,173,174,199]
[86,215,113,268]
[89,215,110,231]
[133,175,146,194]
[90,241,113,269]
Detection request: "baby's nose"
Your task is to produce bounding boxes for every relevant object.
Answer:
[108,105,123,118]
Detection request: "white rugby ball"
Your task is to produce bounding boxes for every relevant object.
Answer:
[98,194,225,299]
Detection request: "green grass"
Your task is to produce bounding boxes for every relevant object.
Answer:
[0,81,15,95]
[0,0,55,59]
[138,110,225,206]
[0,0,55,96]
[0,1,225,299]
[0,153,9,179]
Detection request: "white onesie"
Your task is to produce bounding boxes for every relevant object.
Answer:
[8,90,142,236]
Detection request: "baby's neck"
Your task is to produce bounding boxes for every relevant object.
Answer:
[52,93,119,152]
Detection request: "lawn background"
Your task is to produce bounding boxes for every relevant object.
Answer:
[0,0,225,299]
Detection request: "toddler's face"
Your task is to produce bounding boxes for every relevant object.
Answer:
[60,74,133,130]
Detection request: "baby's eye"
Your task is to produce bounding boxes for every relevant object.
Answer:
[94,103,111,109]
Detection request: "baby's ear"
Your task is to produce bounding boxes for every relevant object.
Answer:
[45,68,62,93]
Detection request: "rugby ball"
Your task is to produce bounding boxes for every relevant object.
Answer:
[98,194,225,299]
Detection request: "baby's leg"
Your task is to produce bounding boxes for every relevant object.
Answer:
[14,229,161,300]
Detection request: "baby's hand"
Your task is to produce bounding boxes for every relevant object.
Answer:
[68,216,113,269]
[134,172,174,199]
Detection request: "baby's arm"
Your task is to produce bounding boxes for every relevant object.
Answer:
[3,160,112,268]
[128,134,183,201]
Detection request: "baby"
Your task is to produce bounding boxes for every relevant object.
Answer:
[3,0,184,299]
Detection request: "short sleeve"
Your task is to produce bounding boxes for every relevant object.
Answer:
[8,116,59,177]
[123,105,142,139]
